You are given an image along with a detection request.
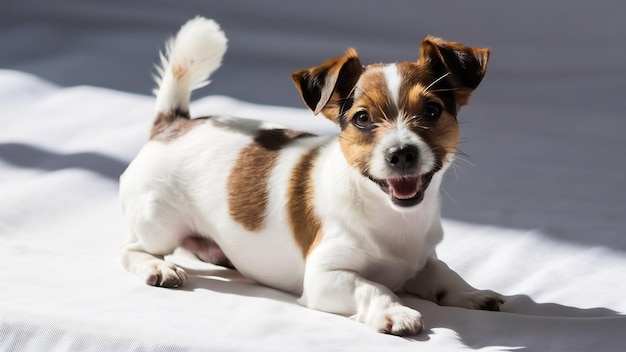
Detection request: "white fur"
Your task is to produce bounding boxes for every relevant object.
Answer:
[154,16,227,114]
[369,117,437,180]
[120,17,503,336]
[382,64,401,106]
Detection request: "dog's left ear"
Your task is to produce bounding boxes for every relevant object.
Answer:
[418,36,490,106]
[292,49,364,123]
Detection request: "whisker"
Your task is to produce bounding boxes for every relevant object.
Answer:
[450,155,469,170]
[339,85,360,117]
[405,114,429,130]
[424,72,451,93]
[440,186,456,204]
[426,87,460,94]
[448,160,464,179]
[454,148,475,167]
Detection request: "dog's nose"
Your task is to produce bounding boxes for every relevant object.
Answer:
[386,145,419,171]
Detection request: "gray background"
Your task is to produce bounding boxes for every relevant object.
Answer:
[2,0,625,249]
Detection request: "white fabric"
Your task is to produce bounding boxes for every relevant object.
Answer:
[1,70,624,351]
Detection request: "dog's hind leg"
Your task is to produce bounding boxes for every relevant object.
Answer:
[119,16,227,288]
[121,235,187,288]
[119,191,190,288]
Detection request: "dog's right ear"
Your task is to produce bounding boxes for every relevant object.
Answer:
[292,49,364,124]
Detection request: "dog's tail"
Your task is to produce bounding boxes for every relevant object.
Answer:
[152,16,227,131]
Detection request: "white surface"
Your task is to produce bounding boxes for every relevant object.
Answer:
[1,70,624,351]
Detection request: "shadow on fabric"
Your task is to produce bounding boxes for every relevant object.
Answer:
[165,262,626,351]
[402,294,625,351]
[0,142,128,181]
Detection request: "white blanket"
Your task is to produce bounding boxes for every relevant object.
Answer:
[1,69,624,351]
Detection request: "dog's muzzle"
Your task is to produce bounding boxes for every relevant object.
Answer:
[368,145,435,207]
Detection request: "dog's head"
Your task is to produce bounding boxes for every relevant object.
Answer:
[292,36,489,208]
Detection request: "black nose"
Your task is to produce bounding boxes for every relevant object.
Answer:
[386,145,419,171]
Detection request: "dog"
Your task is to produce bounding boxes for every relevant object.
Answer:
[120,16,504,336]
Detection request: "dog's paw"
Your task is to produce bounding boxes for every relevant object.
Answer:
[145,262,187,288]
[363,305,424,336]
[382,305,424,336]
[445,289,505,311]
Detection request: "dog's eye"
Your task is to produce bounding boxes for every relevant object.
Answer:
[423,102,442,120]
[352,111,373,129]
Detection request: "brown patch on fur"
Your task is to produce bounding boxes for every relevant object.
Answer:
[229,129,315,232]
[151,114,207,142]
[420,109,461,163]
[287,146,322,257]
[338,68,394,175]
[228,143,274,231]
[339,124,378,176]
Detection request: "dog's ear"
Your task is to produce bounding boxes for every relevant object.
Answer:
[292,49,364,123]
[418,36,490,106]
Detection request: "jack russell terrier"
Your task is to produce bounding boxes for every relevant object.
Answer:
[120,16,504,336]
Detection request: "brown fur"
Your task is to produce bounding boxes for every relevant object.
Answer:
[228,141,277,231]
[150,112,205,142]
[228,129,314,232]
[287,147,322,257]
[339,126,377,176]
[338,69,387,175]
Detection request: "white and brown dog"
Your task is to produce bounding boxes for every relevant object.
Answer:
[120,16,503,335]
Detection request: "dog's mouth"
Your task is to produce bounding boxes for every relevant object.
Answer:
[367,172,435,207]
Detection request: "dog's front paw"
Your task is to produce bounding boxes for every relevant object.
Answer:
[360,305,423,336]
[145,262,187,288]
[445,289,504,311]
[383,305,424,336]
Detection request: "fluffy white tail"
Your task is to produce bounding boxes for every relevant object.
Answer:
[154,16,227,116]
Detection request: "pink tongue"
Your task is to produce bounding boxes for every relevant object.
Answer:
[387,177,421,199]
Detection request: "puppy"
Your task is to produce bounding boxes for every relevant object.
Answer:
[120,16,503,336]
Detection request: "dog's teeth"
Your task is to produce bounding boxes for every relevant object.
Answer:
[387,177,420,199]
